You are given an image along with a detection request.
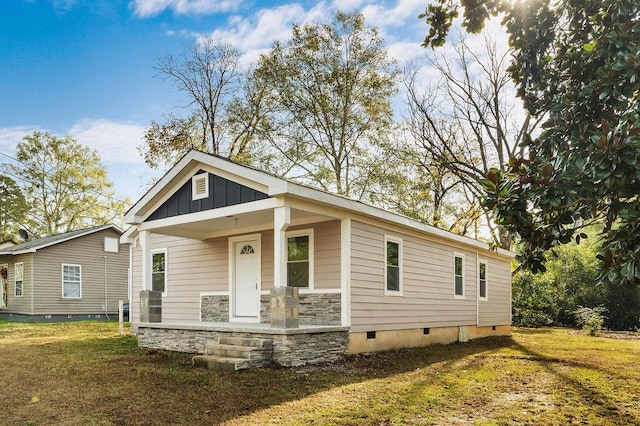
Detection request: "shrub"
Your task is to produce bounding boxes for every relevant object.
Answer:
[574,306,607,336]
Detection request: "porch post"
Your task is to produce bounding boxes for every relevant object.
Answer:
[272,206,299,328]
[139,230,150,291]
[273,206,290,287]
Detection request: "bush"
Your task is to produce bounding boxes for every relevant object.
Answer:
[574,306,607,336]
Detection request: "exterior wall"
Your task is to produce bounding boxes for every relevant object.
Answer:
[29,228,128,317]
[349,220,512,333]
[131,220,342,325]
[477,259,512,326]
[349,324,512,353]
[0,253,33,315]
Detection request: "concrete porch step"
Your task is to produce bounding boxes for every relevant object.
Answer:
[218,336,270,348]
[192,355,250,371]
[206,343,254,359]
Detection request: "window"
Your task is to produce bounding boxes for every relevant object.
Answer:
[454,254,465,298]
[192,173,209,200]
[104,237,119,253]
[479,260,488,300]
[385,236,402,294]
[14,262,23,297]
[151,249,167,295]
[287,230,313,288]
[62,264,82,298]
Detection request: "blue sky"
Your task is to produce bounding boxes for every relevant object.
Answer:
[0,0,431,201]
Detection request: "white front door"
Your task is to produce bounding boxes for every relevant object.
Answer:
[234,240,259,318]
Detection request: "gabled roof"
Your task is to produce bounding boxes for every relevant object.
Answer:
[123,150,514,258]
[0,224,122,255]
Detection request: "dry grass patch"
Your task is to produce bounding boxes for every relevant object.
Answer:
[1,321,639,425]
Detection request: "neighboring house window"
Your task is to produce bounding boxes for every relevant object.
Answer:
[62,264,82,299]
[287,230,313,288]
[14,262,23,297]
[385,236,402,294]
[479,259,488,300]
[104,237,119,253]
[151,249,167,296]
[192,173,209,200]
[454,253,465,298]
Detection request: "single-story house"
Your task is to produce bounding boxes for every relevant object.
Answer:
[121,150,514,369]
[0,224,129,322]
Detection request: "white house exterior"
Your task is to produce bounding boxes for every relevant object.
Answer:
[121,150,513,368]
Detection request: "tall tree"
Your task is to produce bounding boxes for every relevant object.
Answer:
[5,132,128,237]
[405,31,538,248]
[141,39,259,169]
[422,0,640,281]
[0,175,28,240]
[251,11,398,198]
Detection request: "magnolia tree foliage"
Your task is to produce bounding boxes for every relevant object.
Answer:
[0,175,28,240]
[6,132,129,237]
[422,0,640,282]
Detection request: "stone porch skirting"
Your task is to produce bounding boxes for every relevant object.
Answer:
[135,322,350,367]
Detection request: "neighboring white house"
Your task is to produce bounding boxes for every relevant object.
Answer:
[121,150,513,369]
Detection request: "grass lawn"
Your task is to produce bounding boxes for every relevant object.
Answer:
[1,321,639,425]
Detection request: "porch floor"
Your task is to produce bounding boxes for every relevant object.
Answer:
[137,320,349,335]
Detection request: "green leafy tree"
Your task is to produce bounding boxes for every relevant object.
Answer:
[5,132,129,237]
[250,11,399,198]
[0,175,28,240]
[422,0,640,282]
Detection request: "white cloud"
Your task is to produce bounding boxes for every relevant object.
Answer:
[0,126,41,158]
[67,119,147,165]
[198,2,333,65]
[130,0,240,17]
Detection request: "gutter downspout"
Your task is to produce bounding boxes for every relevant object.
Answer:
[104,256,109,320]
[30,253,34,316]
[476,251,479,327]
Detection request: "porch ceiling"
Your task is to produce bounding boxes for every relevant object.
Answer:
[147,207,335,240]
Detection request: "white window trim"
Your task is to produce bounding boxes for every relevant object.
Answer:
[151,248,168,297]
[454,252,465,299]
[14,262,23,298]
[61,264,82,299]
[478,258,488,301]
[191,173,209,200]
[384,235,403,296]
[286,228,314,289]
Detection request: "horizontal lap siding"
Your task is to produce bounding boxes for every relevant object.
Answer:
[311,221,341,290]
[0,253,33,315]
[31,229,128,315]
[478,259,512,326]
[350,220,509,333]
[150,234,227,322]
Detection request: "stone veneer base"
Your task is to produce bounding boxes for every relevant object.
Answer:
[135,323,349,367]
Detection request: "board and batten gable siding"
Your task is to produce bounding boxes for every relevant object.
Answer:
[349,220,510,333]
[31,228,128,315]
[145,171,269,222]
[477,258,512,326]
[0,253,33,315]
